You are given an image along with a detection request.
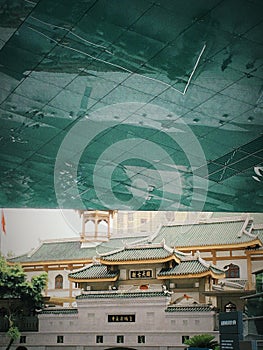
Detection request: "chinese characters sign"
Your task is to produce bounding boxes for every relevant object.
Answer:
[108,314,135,322]
[130,269,153,279]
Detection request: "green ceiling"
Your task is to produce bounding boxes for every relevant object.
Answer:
[0,0,262,211]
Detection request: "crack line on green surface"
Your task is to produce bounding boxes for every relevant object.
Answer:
[27,24,206,96]
[30,16,113,55]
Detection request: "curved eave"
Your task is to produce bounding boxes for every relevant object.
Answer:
[68,275,119,283]
[100,255,180,265]
[157,270,225,280]
[176,239,262,252]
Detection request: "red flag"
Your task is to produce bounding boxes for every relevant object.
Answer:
[1,209,6,235]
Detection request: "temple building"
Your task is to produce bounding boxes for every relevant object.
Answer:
[2,212,263,349]
[8,212,263,310]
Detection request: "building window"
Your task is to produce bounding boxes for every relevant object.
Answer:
[183,320,188,326]
[182,335,189,344]
[20,336,26,343]
[55,274,63,289]
[138,335,145,343]
[96,335,103,343]
[224,263,240,278]
[128,212,133,221]
[117,335,124,343]
[224,301,237,312]
[57,336,64,343]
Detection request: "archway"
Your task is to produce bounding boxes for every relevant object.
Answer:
[16,347,28,350]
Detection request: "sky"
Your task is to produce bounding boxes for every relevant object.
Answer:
[0,209,82,256]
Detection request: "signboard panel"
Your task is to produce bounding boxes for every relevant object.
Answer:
[220,334,242,350]
[219,311,243,334]
[130,269,153,279]
[108,314,135,322]
[219,311,243,350]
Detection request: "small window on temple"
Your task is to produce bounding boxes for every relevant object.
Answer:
[224,301,237,312]
[224,263,240,278]
[55,274,63,289]
[117,335,124,343]
[20,336,26,343]
[96,335,103,343]
[138,335,145,343]
[128,212,133,221]
[57,335,64,343]
[182,335,189,343]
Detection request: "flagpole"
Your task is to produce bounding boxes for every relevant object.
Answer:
[0,211,2,255]
[1,208,6,256]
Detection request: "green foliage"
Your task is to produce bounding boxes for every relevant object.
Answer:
[184,334,219,349]
[0,256,48,348]
[7,325,20,340]
[0,256,47,310]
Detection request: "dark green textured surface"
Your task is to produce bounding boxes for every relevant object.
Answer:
[0,0,262,211]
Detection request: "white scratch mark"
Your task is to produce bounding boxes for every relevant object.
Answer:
[30,16,113,54]
[28,23,206,95]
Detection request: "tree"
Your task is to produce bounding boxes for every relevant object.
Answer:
[0,256,47,350]
[184,334,219,349]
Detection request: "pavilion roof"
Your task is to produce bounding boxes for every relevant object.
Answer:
[68,264,118,281]
[157,257,225,279]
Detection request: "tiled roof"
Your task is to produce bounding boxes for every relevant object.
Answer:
[100,245,174,262]
[96,235,148,255]
[151,220,260,248]
[40,308,78,314]
[69,264,118,280]
[254,228,263,242]
[158,259,224,277]
[9,235,148,263]
[77,291,166,299]
[9,240,97,263]
[165,306,213,312]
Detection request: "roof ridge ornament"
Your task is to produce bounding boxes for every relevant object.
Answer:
[195,251,210,268]
[239,216,254,238]
[97,246,124,257]
[147,223,163,243]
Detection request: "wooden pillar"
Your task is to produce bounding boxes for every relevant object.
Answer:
[44,265,48,296]
[68,264,73,300]
[246,252,253,290]
[95,211,98,238]
[212,250,217,265]
[107,216,110,239]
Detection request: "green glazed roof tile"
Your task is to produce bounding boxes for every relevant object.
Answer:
[69,264,118,279]
[100,246,174,262]
[158,259,224,277]
[76,291,166,299]
[165,306,212,312]
[9,240,97,263]
[152,220,258,247]
[9,235,148,263]
[40,308,78,315]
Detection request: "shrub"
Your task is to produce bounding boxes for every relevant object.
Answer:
[184,334,219,349]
